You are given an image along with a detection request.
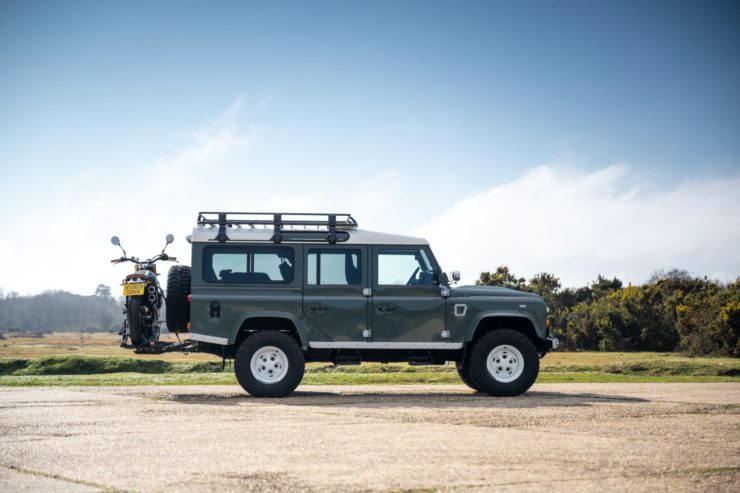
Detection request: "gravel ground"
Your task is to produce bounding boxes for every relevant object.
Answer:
[0,383,738,492]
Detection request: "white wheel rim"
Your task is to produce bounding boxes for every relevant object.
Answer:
[486,345,524,383]
[250,346,289,384]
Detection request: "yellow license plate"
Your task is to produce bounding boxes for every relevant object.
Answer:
[123,283,146,296]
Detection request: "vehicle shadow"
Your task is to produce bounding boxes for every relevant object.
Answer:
[161,389,648,409]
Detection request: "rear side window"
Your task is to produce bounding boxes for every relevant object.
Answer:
[307,249,362,285]
[203,246,294,284]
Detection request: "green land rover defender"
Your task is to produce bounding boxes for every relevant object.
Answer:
[162,212,559,397]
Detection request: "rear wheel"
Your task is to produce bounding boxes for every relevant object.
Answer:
[234,331,305,398]
[468,329,539,397]
[455,360,482,392]
[126,296,147,345]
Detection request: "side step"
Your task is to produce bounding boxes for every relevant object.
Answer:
[408,351,434,365]
[334,351,361,365]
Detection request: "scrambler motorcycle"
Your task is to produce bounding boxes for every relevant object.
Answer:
[110,234,177,346]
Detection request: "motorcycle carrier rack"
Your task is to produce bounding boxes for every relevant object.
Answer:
[121,339,201,355]
[196,211,358,244]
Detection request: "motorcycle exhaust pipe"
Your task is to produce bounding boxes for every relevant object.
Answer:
[147,285,156,294]
[148,293,157,303]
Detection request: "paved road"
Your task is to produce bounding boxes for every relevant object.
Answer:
[1,383,738,492]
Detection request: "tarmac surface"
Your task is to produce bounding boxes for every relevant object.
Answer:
[1,383,738,492]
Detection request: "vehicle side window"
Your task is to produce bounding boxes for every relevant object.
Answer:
[307,249,362,286]
[204,246,294,284]
[378,248,434,286]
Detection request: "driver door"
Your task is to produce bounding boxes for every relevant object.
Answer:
[371,246,446,343]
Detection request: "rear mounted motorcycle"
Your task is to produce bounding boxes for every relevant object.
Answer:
[110,234,177,347]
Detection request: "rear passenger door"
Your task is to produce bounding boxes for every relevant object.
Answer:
[302,246,369,342]
[191,245,300,344]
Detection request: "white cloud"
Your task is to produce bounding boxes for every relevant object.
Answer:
[0,96,414,297]
[219,171,409,233]
[0,96,262,296]
[3,95,738,298]
[417,165,740,287]
[258,95,274,109]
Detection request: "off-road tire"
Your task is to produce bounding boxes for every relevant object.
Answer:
[234,331,305,398]
[468,329,539,397]
[455,360,482,392]
[126,296,146,345]
[166,265,191,333]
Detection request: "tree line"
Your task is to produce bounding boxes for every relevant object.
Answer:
[0,285,122,333]
[2,272,739,356]
[477,267,740,357]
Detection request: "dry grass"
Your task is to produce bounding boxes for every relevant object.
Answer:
[1,332,738,386]
[2,332,738,375]
[0,332,219,362]
[542,351,740,369]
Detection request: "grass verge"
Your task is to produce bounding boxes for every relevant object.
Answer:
[0,355,223,376]
[0,353,738,386]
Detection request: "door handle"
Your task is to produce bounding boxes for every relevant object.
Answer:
[209,301,221,319]
[309,305,328,313]
[377,305,395,313]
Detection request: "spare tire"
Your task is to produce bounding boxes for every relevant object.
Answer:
[166,265,191,333]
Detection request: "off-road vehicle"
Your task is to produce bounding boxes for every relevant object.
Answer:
[158,212,559,397]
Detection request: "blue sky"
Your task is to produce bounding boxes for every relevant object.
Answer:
[1,0,739,295]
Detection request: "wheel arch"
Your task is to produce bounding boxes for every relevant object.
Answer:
[466,313,541,346]
[230,311,307,349]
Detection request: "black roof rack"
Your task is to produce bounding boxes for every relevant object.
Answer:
[196,212,358,244]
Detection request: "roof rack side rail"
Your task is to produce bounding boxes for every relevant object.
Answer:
[196,212,358,244]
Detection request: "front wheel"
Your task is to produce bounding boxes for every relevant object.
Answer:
[234,331,305,397]
[468,329,539,397]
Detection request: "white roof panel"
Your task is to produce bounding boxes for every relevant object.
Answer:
[190,227,428,245]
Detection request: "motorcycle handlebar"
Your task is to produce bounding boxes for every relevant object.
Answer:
[110,254,177,265]
[153,254,177,262]
[111,257,135,264]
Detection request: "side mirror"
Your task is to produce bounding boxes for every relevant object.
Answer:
[111,236,126,256]
[450,271,461,282]
[162,234,174,254]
